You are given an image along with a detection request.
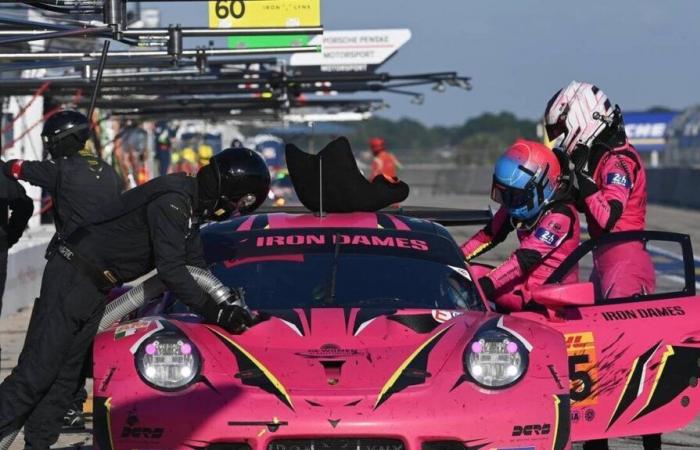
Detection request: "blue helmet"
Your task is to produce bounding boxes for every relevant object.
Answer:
[491,139,562,220]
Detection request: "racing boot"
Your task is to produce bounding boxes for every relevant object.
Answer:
[62,406,86,430]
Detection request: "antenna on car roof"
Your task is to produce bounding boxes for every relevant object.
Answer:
[317,154,326,217]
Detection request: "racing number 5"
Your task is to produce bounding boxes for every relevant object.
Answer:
[569,354,593,401]
[215,0,245,20]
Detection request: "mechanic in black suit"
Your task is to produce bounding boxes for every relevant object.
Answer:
[2,109,124,431]
[0,147,270,450]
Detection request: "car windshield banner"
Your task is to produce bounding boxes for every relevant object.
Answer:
[202,228,465,267]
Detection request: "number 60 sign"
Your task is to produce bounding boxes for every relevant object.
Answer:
[208,0,321,29]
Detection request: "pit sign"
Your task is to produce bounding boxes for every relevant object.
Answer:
[290,29,412,72]
[208,0,320,28]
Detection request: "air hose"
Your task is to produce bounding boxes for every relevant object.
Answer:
[0,430,18,450]
[99,265,241,331]
[0,266,238,450]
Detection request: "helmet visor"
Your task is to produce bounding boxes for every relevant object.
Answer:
[491,178,532,209]
[545,116,567,142]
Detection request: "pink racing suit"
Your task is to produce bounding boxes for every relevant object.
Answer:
[462,204,580,311]
[583,141,655,299]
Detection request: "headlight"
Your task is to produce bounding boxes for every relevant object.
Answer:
[136,332,201,391]
[465,329,528,388]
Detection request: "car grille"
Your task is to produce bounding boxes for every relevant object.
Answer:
[268,439,405,450]
[205,445,252,450]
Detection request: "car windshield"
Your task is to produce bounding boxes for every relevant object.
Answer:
[205,228,484,311]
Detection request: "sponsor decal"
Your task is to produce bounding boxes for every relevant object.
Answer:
[448,265,472,280]
[431,309,463,323]
[114,320,151,340]
[565,332,599,407]
[534,228,562,247]
[512,424,550,436]
[120,410,164,440]
[584,408,596,422]
[606,172,631,188]
[571,409,580,423]
[601,305,685,321]
[295,343,363,359]
[255,234,429,251]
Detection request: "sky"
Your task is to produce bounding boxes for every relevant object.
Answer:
[143,0,700,126]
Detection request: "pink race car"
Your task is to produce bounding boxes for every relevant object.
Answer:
[92,208,700,450]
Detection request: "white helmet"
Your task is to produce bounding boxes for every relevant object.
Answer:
[544,81,614,154]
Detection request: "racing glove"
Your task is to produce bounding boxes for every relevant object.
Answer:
[572,168,598,199]
[568,144,598,199]
[199,298,253,334]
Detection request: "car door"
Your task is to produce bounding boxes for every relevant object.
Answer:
[513,231,700,442]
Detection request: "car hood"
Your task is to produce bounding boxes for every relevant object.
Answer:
[188,307,488,393]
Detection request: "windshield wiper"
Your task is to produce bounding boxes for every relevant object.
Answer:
[323,234,342,305]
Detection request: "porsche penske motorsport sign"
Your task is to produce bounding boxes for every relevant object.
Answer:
[208,0,320,28]
[290,29,412,73]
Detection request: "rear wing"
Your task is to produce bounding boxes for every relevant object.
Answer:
[255,206,493,227]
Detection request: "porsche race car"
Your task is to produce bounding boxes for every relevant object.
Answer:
[92,208,700,450]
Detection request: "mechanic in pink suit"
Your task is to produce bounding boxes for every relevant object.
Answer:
[462,139,580,312]
[544,81,658,450]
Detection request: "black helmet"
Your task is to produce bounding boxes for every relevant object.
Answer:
[197,147,270,221]
[41,109,90,158]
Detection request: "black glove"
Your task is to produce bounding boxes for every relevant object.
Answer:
[572,168,598,200]
[200,298,253,334]
[478,276,496,299]
[570,144,589,172]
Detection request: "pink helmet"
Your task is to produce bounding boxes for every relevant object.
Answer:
[491,139,562,220]
[544,81,615,154]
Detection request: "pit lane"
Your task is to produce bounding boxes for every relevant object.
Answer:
[1,195,699,449]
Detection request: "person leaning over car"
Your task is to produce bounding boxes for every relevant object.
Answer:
[0,147,271,450]
[461,139,580,312]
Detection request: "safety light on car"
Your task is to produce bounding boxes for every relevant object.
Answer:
[465,329,528,388]
[136,332,201,391]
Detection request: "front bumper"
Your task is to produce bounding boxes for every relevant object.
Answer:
[93,379,570,450]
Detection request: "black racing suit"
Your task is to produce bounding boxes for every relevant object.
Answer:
[0,174,206,449]
[0,151,122,448]
[5,150,123,254]
[0,173,33,315]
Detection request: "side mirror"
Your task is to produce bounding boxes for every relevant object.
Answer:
[532,282,595,309]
